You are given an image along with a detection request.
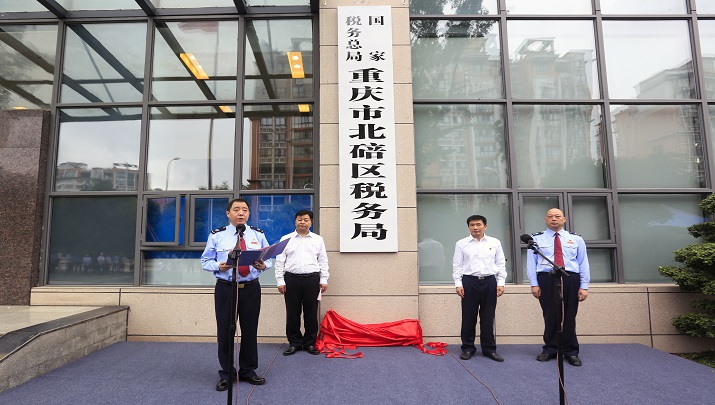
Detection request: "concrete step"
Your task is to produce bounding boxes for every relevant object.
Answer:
[0,306,128,392]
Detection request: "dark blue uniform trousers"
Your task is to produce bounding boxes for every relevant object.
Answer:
[215,279,260,380]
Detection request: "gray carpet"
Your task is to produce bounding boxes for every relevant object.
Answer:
[1,343,713,404]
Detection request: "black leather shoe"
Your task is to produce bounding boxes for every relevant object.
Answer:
[216,379,230,391]
[238,375,266,385]
[283,346,300,356]
[483,352,504,362]
[566,355,582,366]
[460,351,473,360]
[305,345,320,355]
[536,352,557,362]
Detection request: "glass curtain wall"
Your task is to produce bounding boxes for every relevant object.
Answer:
[0,6,316,286]
[411,0,710,284]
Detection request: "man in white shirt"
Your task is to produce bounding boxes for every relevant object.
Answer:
[274,210,329,356]
[453,214,507,362]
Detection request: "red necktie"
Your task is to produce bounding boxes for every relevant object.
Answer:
[554,232,564,267]
[238,235,250,277]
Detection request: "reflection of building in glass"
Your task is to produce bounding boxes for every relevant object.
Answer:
[511,38,594,99]
[246,115,314,190]
[419,105,505,190]
[55,161,139,191]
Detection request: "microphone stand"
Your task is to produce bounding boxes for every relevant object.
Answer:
[227,232,242,405]
[525,241,569,405]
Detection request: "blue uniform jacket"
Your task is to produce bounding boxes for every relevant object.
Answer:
[201,223,271,282]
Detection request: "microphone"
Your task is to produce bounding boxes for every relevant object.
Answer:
[520,233,534,245]
[236,224,246,235]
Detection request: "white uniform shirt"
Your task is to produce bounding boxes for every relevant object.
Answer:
[274,230,329,287]
[452,235,507,288]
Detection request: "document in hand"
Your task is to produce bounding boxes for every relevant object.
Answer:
[233,237,290,266]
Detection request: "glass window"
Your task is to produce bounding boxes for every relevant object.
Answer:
[414,104,506,189]
[708,105,715,159]
[417,194,512,284]
[147,106,235,191]
[55,108,142,192]
[513,104,605,188]
[142,251,214,286]
[697,20,715,99]
[152,0,235,7]
[619,194,705,282]
[521,195,560,235]
[600,0,687,14]
[610,104,704,188]
[193,196,231,244]
[505,0,592,14]
[47,197,136,285]
[507,20,599,99]
[0,0,48,12]
[247,0,310,5]
[587,249,615,283]
[152,20,238,102]
[61,23,147,103]
[0,25,58,110]
[54,0,140,10]
[145,196,183,244]
[242,105,314,190]
[571,195,611,241]
[409,0,498,15]
[602,21,695,99]
[700,1,715,14]
[411,20,502,99]
[241,193,314,285]
[244,19,313,100]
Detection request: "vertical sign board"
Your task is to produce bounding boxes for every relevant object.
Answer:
[338,6,398,252]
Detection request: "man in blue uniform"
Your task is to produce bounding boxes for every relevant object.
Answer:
[453,214,507,362]
[201,198,270,390]
[526,208,590,367]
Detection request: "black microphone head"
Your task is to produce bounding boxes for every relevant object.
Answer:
[520,233,534,244]
[236,224,246,233]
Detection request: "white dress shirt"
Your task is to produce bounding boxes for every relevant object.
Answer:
[274,230,329,287]
[452,235,507,288]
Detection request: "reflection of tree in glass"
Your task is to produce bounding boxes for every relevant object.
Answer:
[0,27,31,108]
[198,180,230,190]
[411,1,494,97]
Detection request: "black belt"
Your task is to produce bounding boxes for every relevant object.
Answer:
[216,278,258,288]
[285,272,320,279]
[465,274,495,280]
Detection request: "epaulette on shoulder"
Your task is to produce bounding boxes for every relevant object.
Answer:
[250,225,264,234]
[531,231,544,236]
[568,231,581,236]
[210,226,227,234]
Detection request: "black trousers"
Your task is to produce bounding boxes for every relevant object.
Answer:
[537,271,580,356]
[284,272,321,347]
[460,274,497,354]
[214,279,261,380]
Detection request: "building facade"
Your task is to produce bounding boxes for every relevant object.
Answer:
[1,0,715,353]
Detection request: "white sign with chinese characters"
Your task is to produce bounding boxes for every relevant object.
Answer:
[337,6,398,252]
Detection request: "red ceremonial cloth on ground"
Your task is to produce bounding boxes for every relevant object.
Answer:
[315,309,447,358]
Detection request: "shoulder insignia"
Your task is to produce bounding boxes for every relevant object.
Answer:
[568,231,581,236]
[210,226,226,234]
[250,225,264,234]
[531,231,544,236]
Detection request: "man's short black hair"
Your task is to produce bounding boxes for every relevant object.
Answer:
[227,198,250,212]
[295,209,313,220]
[466,214,487,226]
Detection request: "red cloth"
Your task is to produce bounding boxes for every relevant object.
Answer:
[238,237,250,277]
[554,232,564,267]
[316,309,447,358]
